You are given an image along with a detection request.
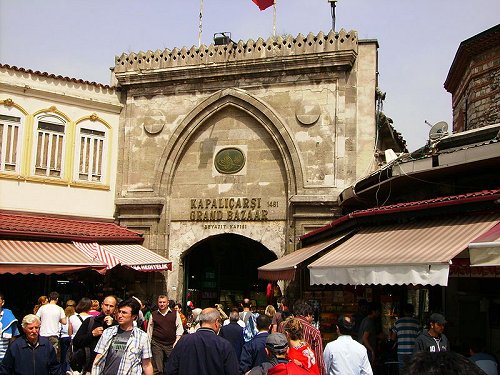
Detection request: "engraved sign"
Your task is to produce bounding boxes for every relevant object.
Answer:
[214,147,245,174]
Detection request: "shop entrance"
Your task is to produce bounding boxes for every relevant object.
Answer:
[183,233,277,311]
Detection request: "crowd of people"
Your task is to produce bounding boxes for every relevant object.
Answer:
[0,292,497,375]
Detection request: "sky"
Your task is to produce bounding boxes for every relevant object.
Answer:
[0,1,498,152]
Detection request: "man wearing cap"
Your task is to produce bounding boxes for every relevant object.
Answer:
[414,313,450,353]
[323,315,373,375]
[247,333,309,375]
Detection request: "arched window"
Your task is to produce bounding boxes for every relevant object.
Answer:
[33,114,66,178]
[0,106,25,173]
[74,119,108,183]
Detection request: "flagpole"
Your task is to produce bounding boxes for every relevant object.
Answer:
[273,0,276,37]
[198,0,204,47]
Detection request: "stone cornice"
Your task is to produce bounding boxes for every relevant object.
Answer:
[114,30,358,86]
[115,197,165,220]
[115,49,356,87]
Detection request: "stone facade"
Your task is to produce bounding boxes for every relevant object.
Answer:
[113,30,382,300]
[444,24,500,133]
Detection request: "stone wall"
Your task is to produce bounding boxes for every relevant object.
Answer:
[450,45,500,132]
[113,30,379,299]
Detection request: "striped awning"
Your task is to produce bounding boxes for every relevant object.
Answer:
[469,222,500,266]
[73,242,120,270]
[0,240,107,275]
[308,215,499,286]
[101,244,172,272]
[257,232,351,280]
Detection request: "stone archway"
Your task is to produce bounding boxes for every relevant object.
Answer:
[182,233,277,309]
[155,87,302,197]
[155,88,301,301]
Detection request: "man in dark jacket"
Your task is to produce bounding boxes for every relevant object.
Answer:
[414,313,450,353]
[220,310,245,360]
[165,307,239,375]
[0,314,59,375]
[240,314,271,374]
[72,295,118,372]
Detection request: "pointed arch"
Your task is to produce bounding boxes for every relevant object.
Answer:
[154,87,302,196]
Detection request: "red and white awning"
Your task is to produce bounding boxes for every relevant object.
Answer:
[73,242,120,270]
[101,244,172,272]
[308,215,499,286]
[0,240,107,275]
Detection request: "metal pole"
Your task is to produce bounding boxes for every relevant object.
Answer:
[198,0,204,47]
[330,0,337,32]
[273,1,277,38]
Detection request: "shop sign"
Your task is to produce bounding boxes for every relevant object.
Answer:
[449,258,500,278]
[189,197,270,221]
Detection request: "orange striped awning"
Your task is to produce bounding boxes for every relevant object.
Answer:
[308,215,499,286]
[0,240,107,275]
[101,244,172,272]
[257,232,352,280]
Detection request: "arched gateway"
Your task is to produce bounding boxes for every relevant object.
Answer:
[162,88,295,304]
[114,30,380,305]
[183,233,277,308]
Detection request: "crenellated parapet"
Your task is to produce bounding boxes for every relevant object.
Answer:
[114,29,358,74]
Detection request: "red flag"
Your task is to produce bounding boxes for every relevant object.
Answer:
[252,0,274,11]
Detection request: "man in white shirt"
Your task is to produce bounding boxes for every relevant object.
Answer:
[36,291,66,361]
[323,315,373,375]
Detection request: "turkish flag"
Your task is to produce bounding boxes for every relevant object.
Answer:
[252,0,274,11]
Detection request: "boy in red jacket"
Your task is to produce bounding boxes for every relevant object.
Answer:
[247,333,309,375]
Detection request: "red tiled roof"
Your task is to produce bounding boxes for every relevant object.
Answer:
[301,189,500,240]
[0,212,142,243]
[0,63,114,90]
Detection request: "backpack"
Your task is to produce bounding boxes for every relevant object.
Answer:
[242,312,259,342]
[67,316,94,372]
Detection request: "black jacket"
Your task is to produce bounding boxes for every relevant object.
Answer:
[219,322,245,360]
[0,335,60,375]
[239,332,269,374]
[414,330,450,353]
[72,313,117,370]
[165,327,239,375]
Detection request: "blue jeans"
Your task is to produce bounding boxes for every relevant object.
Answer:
[398,353,412,371]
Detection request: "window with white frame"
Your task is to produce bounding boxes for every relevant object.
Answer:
[0,111,23,173]
[75,120,107,183]
[33,115,66,178]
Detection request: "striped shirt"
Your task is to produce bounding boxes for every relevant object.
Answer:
[93,325,152,375]
[296,316,326,375]
[392,317,420,355]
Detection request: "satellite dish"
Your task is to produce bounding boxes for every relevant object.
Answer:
[429,121,449,141]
